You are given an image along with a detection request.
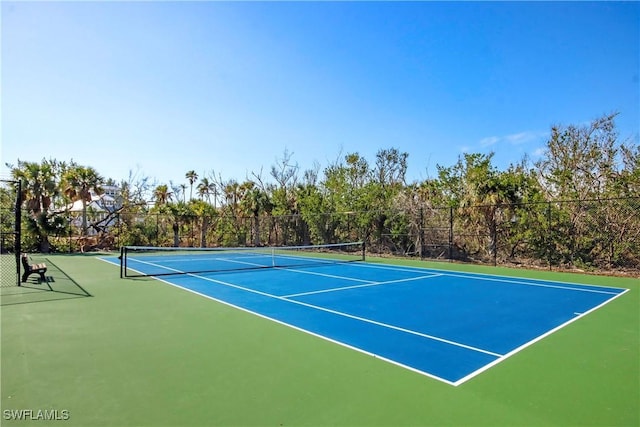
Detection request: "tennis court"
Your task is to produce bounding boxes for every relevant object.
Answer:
[2,252,638,426]
[104,244,628,386]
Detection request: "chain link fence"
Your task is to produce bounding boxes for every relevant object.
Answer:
[1,180,21,287]
[15,196,640,275]
[394,198,639,273]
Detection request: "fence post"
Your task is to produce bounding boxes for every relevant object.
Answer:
[119,246,124,279]
[419,207,425,259]
[68,215,72,253]
[15,181,22,286]
[547,202,552,270]
[491,207,497,267]
[448,206,453,260]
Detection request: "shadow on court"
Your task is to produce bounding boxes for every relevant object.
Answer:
[0,257,91,306]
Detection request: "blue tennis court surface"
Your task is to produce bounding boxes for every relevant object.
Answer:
[102,254,628,386]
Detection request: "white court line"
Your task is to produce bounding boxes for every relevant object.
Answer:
[158,254,273,264]
[107,256,629,386]
[126,257,501,358]
[142,273,462,386]
[195,274,503,358]
[105,257,462,386]
[206,257,623,298]
[283,274,443,298]
[451,287,630,386]
[127,254,627,295]
[276,267,372,284]
[128,254,272,271]
[351,263,625,295]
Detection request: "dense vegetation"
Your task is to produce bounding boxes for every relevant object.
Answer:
[2,113,639,271]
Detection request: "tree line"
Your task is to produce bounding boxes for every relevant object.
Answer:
[3,113,639,271]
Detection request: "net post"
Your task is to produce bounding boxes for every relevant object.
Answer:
[362,241,366,261]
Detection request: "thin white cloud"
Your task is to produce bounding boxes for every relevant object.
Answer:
[479,136,500,147]
[505,131,537,144]
[479,130,547,148]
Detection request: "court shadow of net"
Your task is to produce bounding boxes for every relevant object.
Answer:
[1,257,91,306]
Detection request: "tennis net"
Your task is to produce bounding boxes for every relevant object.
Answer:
[119,242,365,278]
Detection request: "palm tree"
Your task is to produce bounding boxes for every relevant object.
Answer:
[10,159,59,214]
[164,201,193,247]
[185,170,198,201]
[61,165,104,236]
[196,177,211,202]
[199,178,220,208]
[241,184,272,246]
[180,184,188,203]
[190,199,216,247]
[153,184,173,206]
[9,159,61,252]
[222,180,238,208]
[211,182,219,209]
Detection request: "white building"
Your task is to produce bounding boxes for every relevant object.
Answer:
[63,186,121,235]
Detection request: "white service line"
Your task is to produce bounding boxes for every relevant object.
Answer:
[283,274,443,298]
[124,258,495,359]
[104,255,629,387]
[350,262,625,295]
[276,267,373,284]
[170,271,502,358]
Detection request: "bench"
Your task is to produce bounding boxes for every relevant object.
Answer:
[21,254,47,283]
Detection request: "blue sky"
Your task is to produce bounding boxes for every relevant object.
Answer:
[2,1,638,188]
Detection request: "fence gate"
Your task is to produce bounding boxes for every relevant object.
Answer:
[1,180,21,287]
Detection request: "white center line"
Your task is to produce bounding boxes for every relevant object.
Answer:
[283,274,443,298]
[164,270,504,358]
